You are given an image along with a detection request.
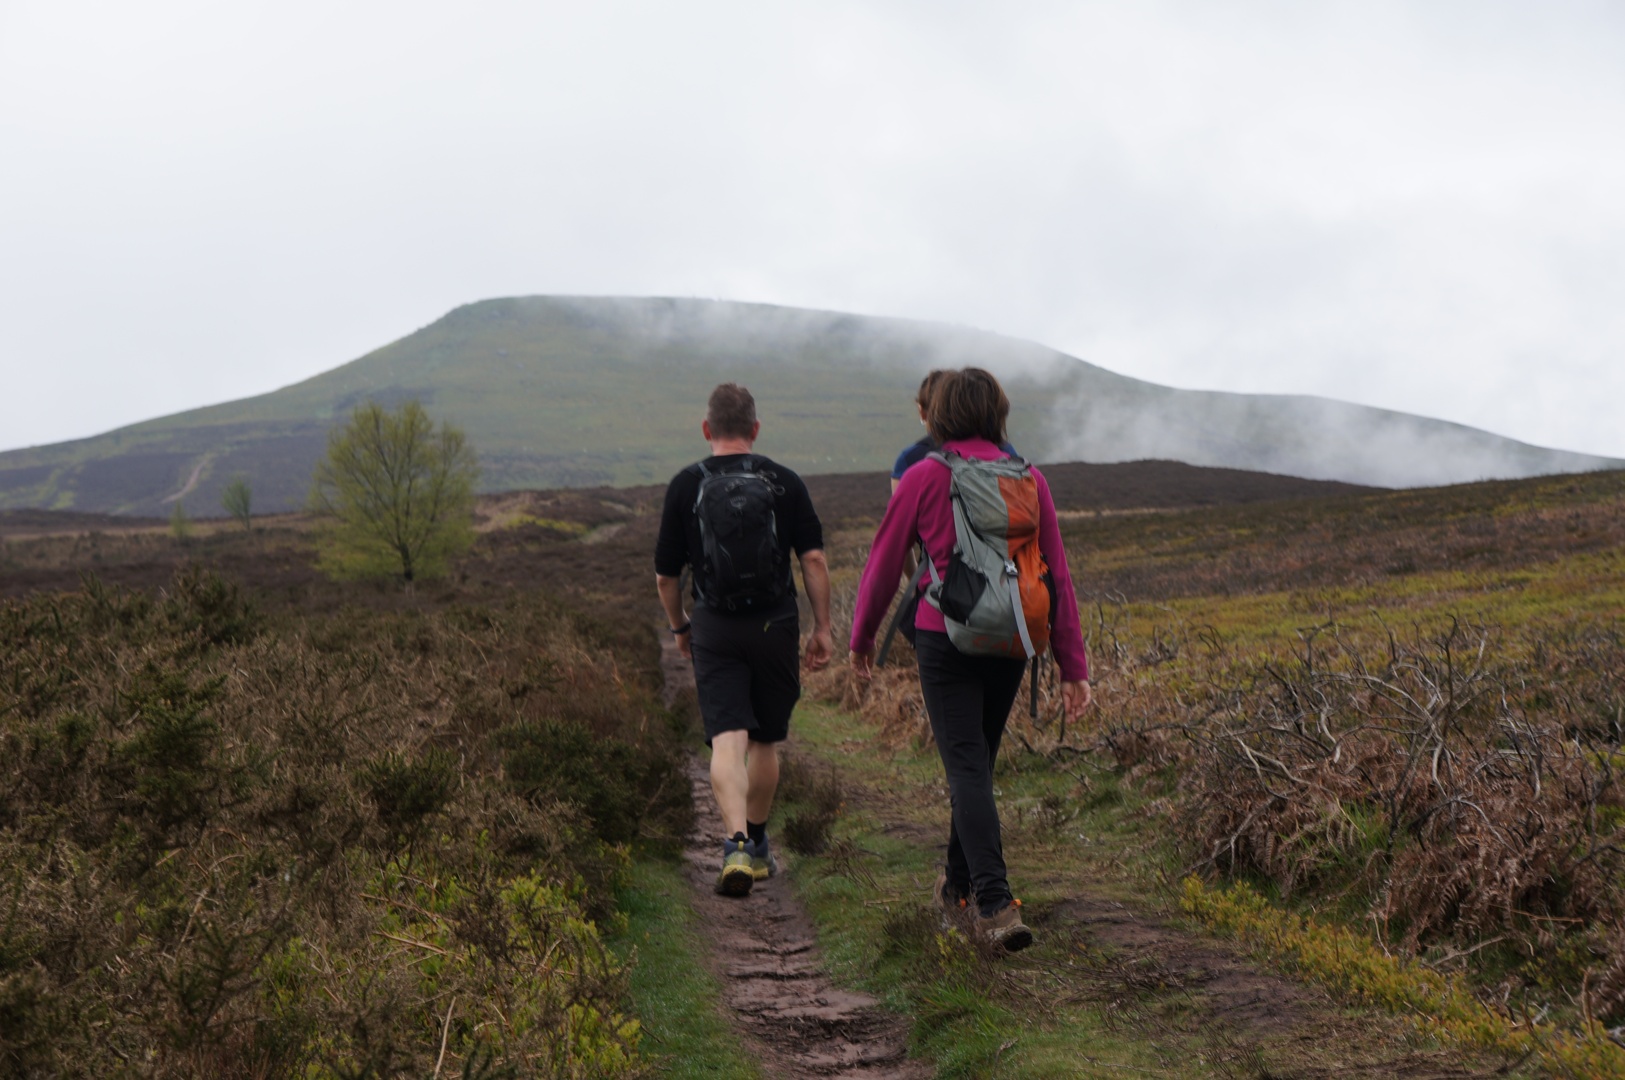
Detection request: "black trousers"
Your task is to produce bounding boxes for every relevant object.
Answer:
[914,630,1028,916]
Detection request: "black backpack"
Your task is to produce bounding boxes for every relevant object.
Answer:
[692,457,789,612]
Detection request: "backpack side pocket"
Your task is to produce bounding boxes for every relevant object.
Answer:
[933,552,987,624]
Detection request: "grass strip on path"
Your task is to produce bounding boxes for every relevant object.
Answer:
[613,857,761,1080]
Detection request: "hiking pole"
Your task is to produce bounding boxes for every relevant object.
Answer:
[875,561,930,669]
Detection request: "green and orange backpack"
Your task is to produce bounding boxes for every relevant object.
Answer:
[923,451,1054,659]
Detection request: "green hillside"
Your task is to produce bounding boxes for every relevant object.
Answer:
[1,296,1618,515]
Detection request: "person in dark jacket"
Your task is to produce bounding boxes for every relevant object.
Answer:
[892,369,1016,491]
[851,368,1091,951]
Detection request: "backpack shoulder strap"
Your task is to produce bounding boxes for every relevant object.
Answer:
[690,461,714,513]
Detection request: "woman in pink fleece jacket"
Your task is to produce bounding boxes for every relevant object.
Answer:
[850,368,1092,952]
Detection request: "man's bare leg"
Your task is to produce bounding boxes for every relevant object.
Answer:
[710,729,752,838]
[745,739,779,826]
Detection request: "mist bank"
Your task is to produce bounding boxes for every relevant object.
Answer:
[1040,380,1619,489]
[0,296,1617,514]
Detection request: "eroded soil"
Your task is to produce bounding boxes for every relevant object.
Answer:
[681,759,930,1079]
[664,636,929,1078]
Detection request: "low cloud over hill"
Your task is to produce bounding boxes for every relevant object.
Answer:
[1,297,1617,515]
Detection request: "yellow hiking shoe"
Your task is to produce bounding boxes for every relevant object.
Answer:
[750,839,779,880]
[716,836,755,897]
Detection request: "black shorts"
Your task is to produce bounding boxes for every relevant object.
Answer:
[690,600,801,745]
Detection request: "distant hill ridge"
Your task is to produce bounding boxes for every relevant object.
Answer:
[1,296,1617,515]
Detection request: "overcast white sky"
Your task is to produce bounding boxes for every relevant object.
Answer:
[2,0,1622,456]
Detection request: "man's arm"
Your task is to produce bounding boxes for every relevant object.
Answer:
[798,549,833,671]
[656,573,692,659]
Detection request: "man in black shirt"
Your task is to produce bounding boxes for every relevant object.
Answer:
[892,369,1017,490]
[655,383,833,896]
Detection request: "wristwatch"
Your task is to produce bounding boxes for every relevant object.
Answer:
[670,622,692,636]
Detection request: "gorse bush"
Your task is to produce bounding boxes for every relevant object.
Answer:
[0,570,689,1078]
[361,750,457,848]
[497,718,688,849]
[161,562,263,649]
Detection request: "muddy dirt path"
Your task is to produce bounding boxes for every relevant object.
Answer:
[662,637,930,1079]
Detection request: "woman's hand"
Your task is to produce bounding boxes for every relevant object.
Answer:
[1061,680,1092,719]
[851,648,875,681]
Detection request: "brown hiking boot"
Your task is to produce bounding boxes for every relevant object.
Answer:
[975,899,1034,953]
[932,870,970,926]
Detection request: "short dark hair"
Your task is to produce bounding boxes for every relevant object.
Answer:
[706,383,757,439]
[915,369,949,411]
[927,368,1009,445]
